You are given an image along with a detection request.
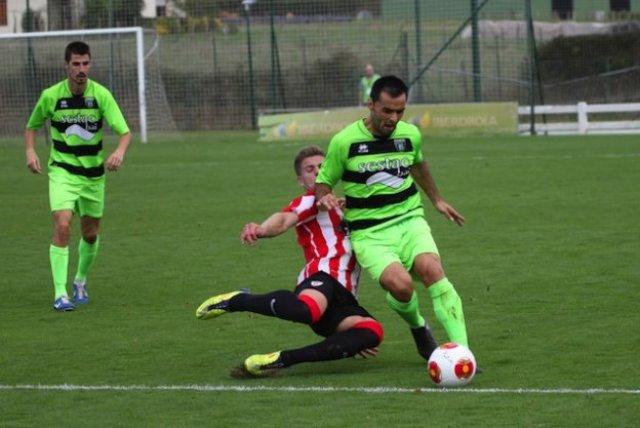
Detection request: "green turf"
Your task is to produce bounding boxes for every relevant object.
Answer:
[1,132,639,426]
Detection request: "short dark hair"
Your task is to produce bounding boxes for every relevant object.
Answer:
[65,41,91,62]
[294,145,325,176]
[370,75,408,102]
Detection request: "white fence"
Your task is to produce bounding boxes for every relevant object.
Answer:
[518,102,640,135]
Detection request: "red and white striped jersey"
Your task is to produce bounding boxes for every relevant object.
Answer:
[282,190,361,297]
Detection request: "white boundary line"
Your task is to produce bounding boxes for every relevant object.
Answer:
[1,384,638,395]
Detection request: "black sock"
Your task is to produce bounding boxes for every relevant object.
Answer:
[228,290,312,324]
[279,328,380,368]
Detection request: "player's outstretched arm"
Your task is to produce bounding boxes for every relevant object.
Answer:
[241,212,298,245]
[24,129,42,174]
[105,132,132,171]
[410,161,465,226]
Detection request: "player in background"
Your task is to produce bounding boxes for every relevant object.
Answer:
[25,41,132,311]
[315,75,469,358]
[359,64,380,105]
[196,146,383,377]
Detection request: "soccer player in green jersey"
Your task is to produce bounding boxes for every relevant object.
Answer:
[359,64,380,105]
[24,41,132,312]
[315,75,469,360]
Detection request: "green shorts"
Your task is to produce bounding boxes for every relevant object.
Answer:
[350,215,439,282]
[49,169,105,218]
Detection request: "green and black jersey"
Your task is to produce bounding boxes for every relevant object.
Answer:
[26,79,129,179]
[316,119,425,234]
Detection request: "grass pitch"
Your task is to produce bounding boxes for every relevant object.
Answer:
[1,132,638,426]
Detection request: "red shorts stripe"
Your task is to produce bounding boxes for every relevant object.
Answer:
[297,294,322,324]
[353,320,384,343]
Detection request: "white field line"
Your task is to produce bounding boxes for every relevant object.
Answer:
[0,384,638,395]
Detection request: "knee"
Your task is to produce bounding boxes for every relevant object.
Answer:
[82,233,98,244]
[353,319,384,346]
[54,221,71,242]
[416,261,445,286]
[380,272,414,302]
[81,224,99,244]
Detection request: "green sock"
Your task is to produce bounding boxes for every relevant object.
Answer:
[49,244,69,299]
[429,278,468,346]
[386,291,426,329]
[74,237,99,284]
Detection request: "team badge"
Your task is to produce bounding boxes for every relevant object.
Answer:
[393,139,406,151]
[85,97,94,108]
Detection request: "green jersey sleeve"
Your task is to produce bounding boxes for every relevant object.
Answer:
[316,135,345,188]
[412,128,424,164]
[26,92,51,130]
[100,89,130,135]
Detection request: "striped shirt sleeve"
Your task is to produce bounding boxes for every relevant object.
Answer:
[283,195,317,223]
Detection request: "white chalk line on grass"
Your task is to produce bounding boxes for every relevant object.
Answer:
[1,384,638,395]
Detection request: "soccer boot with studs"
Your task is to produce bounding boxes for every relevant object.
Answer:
[196,290,246,320]
[410,325,439,361]
[243,351,284,377]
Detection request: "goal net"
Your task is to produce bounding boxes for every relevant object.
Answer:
[0,27,177,142]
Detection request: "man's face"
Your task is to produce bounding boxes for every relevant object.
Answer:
[66,53,91,85]
[368,91,407,137]
[297,155,324,190]
[364,65,374,77]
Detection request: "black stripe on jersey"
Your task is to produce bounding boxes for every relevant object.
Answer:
[347,214,402,231]
[347,138,413,159]
[342,166,411,184]
[55,96,100,111]
[346,183,418,209]
[51,119,103,133]
[52,139,103,157]
[346,207,424,232]
[51,161,105,178]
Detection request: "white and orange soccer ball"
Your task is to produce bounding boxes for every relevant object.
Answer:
[428,343,477,387]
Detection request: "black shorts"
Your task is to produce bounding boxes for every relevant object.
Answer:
[295,271,374,338]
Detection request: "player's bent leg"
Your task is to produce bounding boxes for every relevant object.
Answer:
[381,262,425,327]
[414,253,468,347]
[239,316,383,377]
[196,288,327,324]
[196,290,247,319]
[381,262,440,360]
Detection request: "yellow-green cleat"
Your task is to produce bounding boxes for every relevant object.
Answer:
[243,351,283,377]
[196,291,243,320]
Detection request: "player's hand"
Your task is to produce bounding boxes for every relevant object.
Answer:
[316,193,341,211]
[355,347,379,359]
[241,222,262,245]
[105,149,125,171]
[435,199,465,226]
[337,197,346,210]
[26,149,42,174]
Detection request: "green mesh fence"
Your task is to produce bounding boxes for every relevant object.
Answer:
[1,0,639,135]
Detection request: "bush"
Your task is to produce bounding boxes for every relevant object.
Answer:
[537,30,640,81]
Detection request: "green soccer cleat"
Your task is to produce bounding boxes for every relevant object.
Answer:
[243,351,283,377]
[196,290,243,320]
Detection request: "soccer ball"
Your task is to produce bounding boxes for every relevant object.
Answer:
[428,343,477,387]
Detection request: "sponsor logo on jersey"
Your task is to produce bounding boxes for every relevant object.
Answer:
[357,157,411,174]
[310,281,324,287]
[58,113,100,127]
